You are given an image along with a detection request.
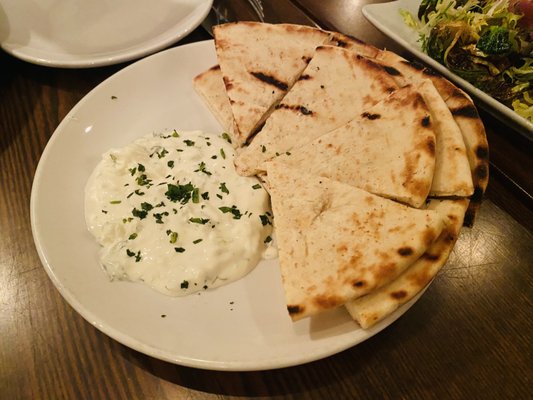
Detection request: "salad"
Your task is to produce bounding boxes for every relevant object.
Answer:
[401,0,533,123]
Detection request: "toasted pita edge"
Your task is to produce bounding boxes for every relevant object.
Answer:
[345,198,469,329]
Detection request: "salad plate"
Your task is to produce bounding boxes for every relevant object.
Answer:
[30,40,423,371]
[363,0,533,139]
[0,0,212,68]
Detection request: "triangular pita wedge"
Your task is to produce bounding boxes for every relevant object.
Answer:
[345,198,469,328]
[416,79,474,197]
[192,65,238,140]
[373,50,488,225]
[266,163,445,320]
[269,84,436,208]
[214,22,332,146]
[235,45,399,176]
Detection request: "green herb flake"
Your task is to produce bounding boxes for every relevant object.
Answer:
[172,130,180,138]
[175,247,186,253]
[129,233,138,240]
[128,167,137,176]
[259,214,272,226]
[137,164,145,172]
[252,184,262,190]
[193,238,203,244]
[126,249,141,262]
[195,161,212,176]
[153,211,169,224]
[201,192,209,200]
[192,188,200,204]
[261,145,266,153]
[165,182,195,204]
[221,132,232,144]
[264,235,272,244]
[167,160,174,168]
[219,182,229,194]
[168,231,178,244]
[180,280,189,288]
[219,205,242,220]
[132,208,147,219]
[189,217,210,225]
[183,139,195,147]
[220,148,226,159]
[101,210,108,214]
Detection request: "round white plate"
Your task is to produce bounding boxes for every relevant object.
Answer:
[30,40,422,371]
[0,0,212,68]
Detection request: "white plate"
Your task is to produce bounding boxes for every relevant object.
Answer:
[0,0,212,68]
[363,0,533,139]
[30,40,422,371]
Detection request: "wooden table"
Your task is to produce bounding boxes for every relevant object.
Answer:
[1,1,531,398]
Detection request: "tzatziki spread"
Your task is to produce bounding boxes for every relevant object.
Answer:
[85,130,274,296]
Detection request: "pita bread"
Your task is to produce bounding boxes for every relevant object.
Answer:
[345,198,469,328]
[416,80,474,197]
[235,45,399,176]
[192,65,238,141]
[269,84,436,208]
[266,162,445,320]
[214,22,332,146]
[373,50,488,225]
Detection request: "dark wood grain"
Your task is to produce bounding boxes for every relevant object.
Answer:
[1,1,532,399]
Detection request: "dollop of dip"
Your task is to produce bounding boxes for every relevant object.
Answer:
[85,130,274,296]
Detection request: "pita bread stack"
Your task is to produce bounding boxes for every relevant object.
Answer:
[192,22,489,329]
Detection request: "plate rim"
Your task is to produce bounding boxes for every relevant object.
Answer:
[362,0,533,139]
[1,0,213,68]
[30,39,424,371]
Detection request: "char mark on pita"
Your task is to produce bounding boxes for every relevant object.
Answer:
[450,104,480,119]
[250,71,289,91]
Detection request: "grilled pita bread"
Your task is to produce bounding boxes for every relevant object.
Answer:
[235,45,398,176]
[269,84,436,208]
[266,162,445,320]
[373,50,488,225]
[214,22,332,146]
[345,198,469,328]
[192,65,238,140]
[416,79,474,197]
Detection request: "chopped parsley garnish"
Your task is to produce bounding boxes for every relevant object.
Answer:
[138,164,145,172]
[172,130,180,138]
[126,249,141,262]
[183,139,195,147]
[155,201,165,207]
[221,132,232,144]
[129,233,138,240]
[153,211,169,224]
[111,95,118,100]
[261,145,266,153]
[201,192,209,200]
[122,217,133,223]
[219,205,242,220]
[128,167,137,176]
[216,194,223,200]
[167,160,174,168]
[259,214,272,226]
[192,188,200,203]
[211,155,217,159]
[193,238,203,244]
[189,217,210,224]
[101,210,108,214]
[219,182,229,194]
[252,184,262,190]
[220,148,226,159]
[141,202,153,211]
[264,235,272,243]
[195,161,212,176]
[180,280,189,288]
[110,200,121,204]
[165,182,195,204]
[132,208,147,219]
[167,230,178,244]
[136,174,151,186]
[175,247,186,253]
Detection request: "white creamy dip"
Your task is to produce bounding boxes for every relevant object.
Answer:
[85,130,274,296]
